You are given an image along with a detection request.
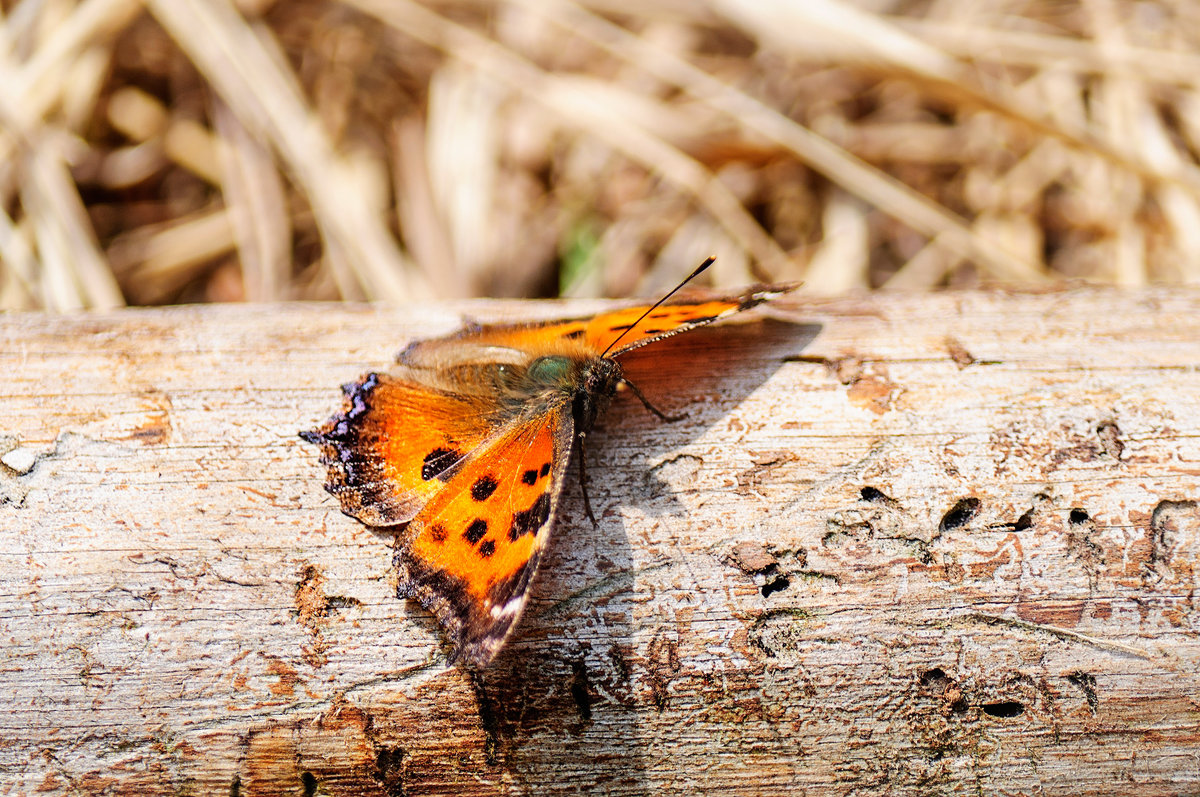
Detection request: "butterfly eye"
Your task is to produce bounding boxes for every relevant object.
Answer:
[527,356,571,385]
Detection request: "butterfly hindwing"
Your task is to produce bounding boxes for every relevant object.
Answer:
[395,408,574,667]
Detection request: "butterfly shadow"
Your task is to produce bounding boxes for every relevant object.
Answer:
[466,317,820,786]
[599,317,822,518]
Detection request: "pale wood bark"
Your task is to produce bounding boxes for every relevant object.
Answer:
[2,289,1198,796]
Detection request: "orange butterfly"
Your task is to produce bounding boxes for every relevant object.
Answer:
[302,258,795,668]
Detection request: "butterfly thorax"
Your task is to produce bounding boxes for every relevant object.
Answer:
[455,351,620,428]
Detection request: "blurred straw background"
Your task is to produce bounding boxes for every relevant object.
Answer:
[2,0,1200,311]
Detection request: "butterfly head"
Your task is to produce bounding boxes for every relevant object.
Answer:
[573,355,623,433]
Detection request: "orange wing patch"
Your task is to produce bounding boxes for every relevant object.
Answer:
[395,410,573,667]
[301,373,505,526]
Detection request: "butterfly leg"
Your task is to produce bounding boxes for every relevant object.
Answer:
[621,378,685,423]
[575,431,598,526]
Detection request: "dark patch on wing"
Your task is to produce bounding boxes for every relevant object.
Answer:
[521,469,538,485]
[471,475,498,501]
[422,447,461,481]
[302,373,416,525]
[479,539,496,558]
[394,549,477,663]
[430,524,448,543]
[300,373,381,450]
[509,493,552,541]
[464,518,488,545]
[487,549,543,608]
[539,462,551,478]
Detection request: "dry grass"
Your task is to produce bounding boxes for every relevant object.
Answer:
[3,0,1200,310]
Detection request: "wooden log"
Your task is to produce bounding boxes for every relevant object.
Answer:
[2,289,1198,796]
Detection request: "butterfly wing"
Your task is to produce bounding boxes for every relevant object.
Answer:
[598,284,798,355]
[301,373,510,526]
[407,284,796,360]
[394,405,574,668]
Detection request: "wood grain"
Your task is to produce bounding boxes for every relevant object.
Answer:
[2,290,1198,796]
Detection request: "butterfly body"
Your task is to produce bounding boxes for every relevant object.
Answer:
[303,266,793,668]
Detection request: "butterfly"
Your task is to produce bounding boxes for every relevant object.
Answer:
[302,258,795,668]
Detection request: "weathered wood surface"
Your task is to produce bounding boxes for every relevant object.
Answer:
[2,289,1199,796]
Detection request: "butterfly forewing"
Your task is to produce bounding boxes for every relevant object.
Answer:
[586,297,759,355]
[395,408,574,667]
[433,287,790,360]
[302,373,508,526]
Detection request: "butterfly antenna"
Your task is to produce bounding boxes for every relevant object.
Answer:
[600,257,715,357]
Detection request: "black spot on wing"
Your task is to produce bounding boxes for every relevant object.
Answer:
[609,324,634,331]
[509,493,552,541]
[539,462,551,478]
[464,518,488,545]
[521,469,538,485]
[430,524,447,543]
[471,475,498,501]
[422,447,461,481]
[479,539,496,558]
[561,329,586,340]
